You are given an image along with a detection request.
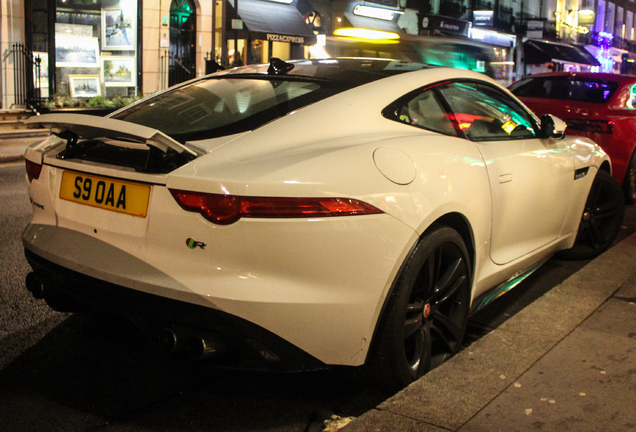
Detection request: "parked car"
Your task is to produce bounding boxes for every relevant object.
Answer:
[509,71,636,204]
[22,59,624,391]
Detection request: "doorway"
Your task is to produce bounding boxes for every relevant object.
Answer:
[169,0,196,87]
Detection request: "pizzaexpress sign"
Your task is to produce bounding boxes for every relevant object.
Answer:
[267,33,305,43]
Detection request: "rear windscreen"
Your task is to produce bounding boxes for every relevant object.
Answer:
[510,77,620,103]
[112,77,346,143]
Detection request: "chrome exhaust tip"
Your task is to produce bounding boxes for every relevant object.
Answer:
[187,333,225,360]
[159,327,181,354]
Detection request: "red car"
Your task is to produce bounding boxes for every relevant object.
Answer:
[510,72,636,203]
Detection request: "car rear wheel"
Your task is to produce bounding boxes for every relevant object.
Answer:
[624,150,636,204]
[558,170,625,260]
[364,225,471,392]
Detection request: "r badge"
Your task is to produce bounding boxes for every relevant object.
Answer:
[186,238,206,249]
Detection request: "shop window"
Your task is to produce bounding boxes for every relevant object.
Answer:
[54,0,138,100]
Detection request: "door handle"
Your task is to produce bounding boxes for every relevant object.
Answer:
[499,173,513,183]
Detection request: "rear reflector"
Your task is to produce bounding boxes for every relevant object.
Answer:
[25,159,43,182]
[169,190,383,225]
[565,118,614,134]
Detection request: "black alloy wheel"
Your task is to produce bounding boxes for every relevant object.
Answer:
[624,150,636,205]
[365,225,471,392]
[558,170,625,260]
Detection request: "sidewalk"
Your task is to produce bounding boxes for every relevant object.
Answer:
[344,232,636,432]
[0,132,48,163]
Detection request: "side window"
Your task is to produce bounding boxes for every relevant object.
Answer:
[438,81,538,142]
[509,78,550,98]
[383,87,458,137]
[625,84,636,109]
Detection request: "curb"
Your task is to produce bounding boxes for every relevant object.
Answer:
[0,129,49,140]
[343,232,636,431]
[0,134,49,163]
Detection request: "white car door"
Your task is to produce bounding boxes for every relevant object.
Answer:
[438,81,575,265]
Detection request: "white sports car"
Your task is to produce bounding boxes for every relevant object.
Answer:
[23,58,624,391]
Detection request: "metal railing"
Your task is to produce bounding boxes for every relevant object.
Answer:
[11,43,45,110]
[169,55,195,87]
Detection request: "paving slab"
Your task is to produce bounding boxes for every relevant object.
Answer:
[374,331,554,430]
[344,233,636,432]
[458,326,636,432]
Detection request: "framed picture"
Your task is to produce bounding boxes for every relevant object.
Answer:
[69,75,101,97]
[101,7,136,51]
[55,36,100,68]
[102,56,136,87]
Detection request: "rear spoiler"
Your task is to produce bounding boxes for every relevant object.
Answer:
[26,113,198,157]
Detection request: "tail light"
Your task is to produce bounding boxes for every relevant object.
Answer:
[25,159,43,182]
[169,190,383,225]
[566,119,614,134]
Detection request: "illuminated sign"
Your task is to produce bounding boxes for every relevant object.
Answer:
[578,10,595,26]
[353,4,396,21]
[556,20,590,34]
[267,34,305,43]
[333,27,400,40]
[421,14,471,35]
[595,32,614,72]
[365,0,398,7]
[474,10,494,26]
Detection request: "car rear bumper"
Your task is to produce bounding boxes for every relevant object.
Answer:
[24,247,327,371]
[23,219,420,367]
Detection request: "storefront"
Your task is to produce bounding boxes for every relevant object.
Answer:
[6,0,318,109]
[469,27,516,85]
[52,0,139,99]
[321,1,508,84]
[221,0,318,66]
[522,39,601,75]
[19,0,215,105]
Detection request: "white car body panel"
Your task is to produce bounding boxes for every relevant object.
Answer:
[25,178,419,365]
[22,63,614,367]
[477,135,575,264]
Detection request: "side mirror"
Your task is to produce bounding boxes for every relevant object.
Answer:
[540,114,567,139]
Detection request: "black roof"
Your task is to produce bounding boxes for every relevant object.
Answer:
[218,58,432,86]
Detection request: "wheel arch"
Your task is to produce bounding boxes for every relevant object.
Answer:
[363,211,476,365]
[600,160,612,174]
[622,148,636,204]
[433,212,476,273]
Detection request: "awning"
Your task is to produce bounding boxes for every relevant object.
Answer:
[524,39,600,67]
[228,0,317,46]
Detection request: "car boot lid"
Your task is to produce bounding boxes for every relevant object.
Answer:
[26,113,198,157]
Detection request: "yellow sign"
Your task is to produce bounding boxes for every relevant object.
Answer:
[502,120,517,134]
[60,171,151,218]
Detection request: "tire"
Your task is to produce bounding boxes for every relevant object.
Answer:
[624,150,636,205]
[558,170,625,260]
[363,224,471,392]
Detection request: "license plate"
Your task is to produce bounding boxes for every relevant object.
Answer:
[60,171,150,218]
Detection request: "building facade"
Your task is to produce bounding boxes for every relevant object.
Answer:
[3,0,636,109]
[2,0,316,109]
